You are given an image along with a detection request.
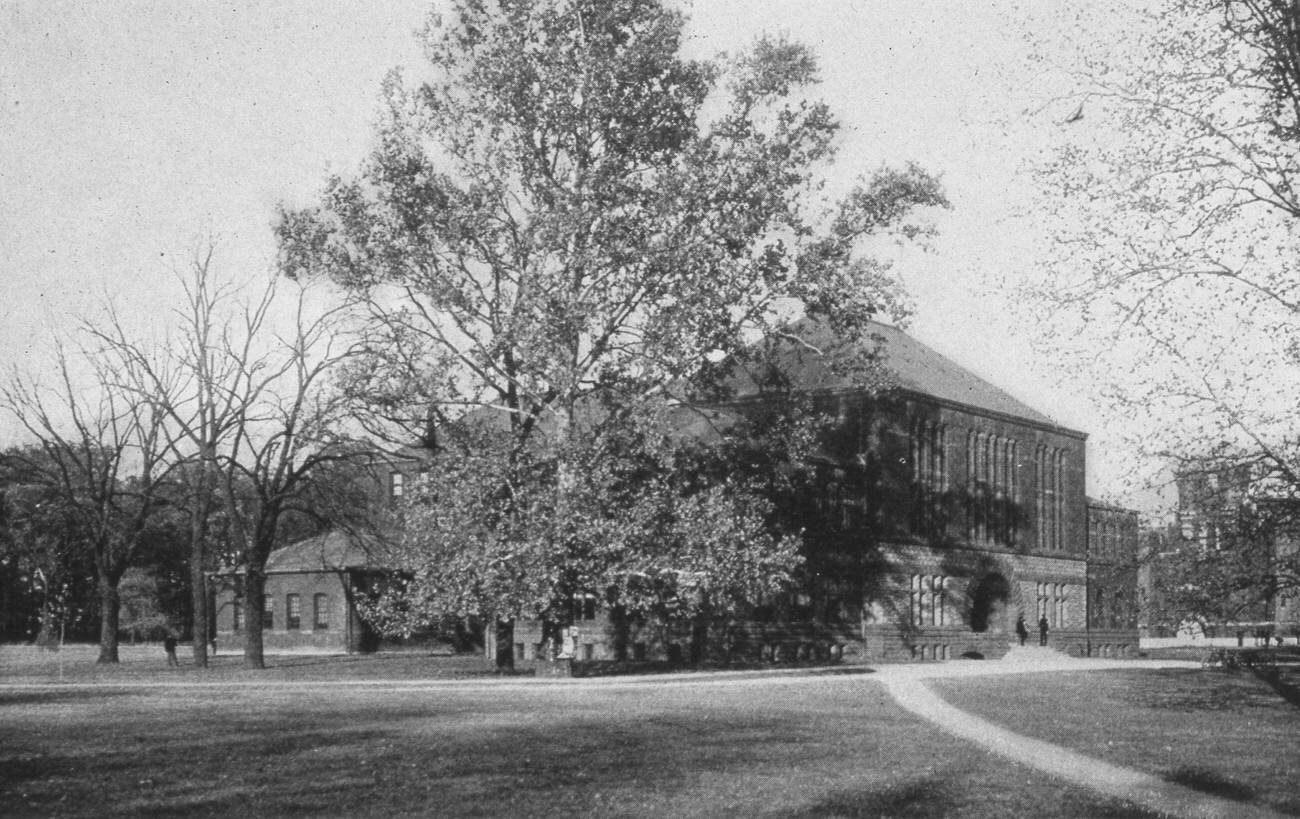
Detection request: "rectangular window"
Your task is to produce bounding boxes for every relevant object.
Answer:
[390,471,405,499]
[286,593,301,630]
[910,575,947,626]
[262,595,274,630]
[313,593,330,630]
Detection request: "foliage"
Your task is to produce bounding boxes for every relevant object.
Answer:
[280,0,947,633]
[1144,459,1300,631]
[0,453,99,644]
[1019,0,1300,620]
[361,397,814,634]
[117,568,173,641]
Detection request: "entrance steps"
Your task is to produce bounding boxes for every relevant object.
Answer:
[1000,644,1072,667]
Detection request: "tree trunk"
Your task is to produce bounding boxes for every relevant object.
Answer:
[187,467,213,668]
[96,574,121,664]
[189,556,209,668]
[242,569,265,669]
[493,618,514,671]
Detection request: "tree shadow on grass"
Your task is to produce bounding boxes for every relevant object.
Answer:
[784,776,956,818]
[1165,766,1256,802]
[0,690,135,707]
[1250,666,1300,711]
[784,775,1163,819]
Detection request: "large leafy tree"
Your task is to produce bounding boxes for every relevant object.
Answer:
[278,0,946,651]
[1019,1,1300,621]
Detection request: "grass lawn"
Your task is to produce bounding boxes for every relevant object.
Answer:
[0,649,1158,818]
[931,667,1300,816]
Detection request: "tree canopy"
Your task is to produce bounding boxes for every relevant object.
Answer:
[278,0,947,637]
[1020,0,1300,622]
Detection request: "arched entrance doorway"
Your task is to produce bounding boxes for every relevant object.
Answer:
[969,573,1011,634]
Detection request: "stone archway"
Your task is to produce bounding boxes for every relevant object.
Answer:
[969,572,1012,634]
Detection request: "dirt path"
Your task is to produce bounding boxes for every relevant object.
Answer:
[873,659,1284,819]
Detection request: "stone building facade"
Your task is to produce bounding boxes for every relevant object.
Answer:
[513,321,1141,667]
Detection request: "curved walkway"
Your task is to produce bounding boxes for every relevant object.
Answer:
[1,651,1285,816]
[872,655,1283,819]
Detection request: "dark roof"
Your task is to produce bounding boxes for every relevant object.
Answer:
[265,530,393,573]
[731,319,1062,429]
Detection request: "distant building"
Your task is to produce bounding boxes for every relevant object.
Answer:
[1146,464,1300,641]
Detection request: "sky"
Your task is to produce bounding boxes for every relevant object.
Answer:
[0,2,1127,498]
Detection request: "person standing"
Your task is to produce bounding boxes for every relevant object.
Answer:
[163,633,179,667]
[1015,614,1029,646]
[1038,615,1049,647]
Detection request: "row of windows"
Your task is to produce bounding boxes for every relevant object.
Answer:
[965,431,1019,546]
[1037,582,1069,627]
[1036,447,1066,551]
[905,420,1070,551]
[232,593,332,632]
[911,421,947,535]
[1092,586,1130,630]
[909,574,949,626]
[911,644,951,661]
[818,479,859,530]
[1089,514,1131,557]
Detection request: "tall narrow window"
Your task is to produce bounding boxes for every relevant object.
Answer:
[1036,446,1046,548]
[262,595,274,630]
[966,431,977,541]
[232,600,243,632]
[910,419,947,537]
[1054,451,1066,551]
[286,593,301,630]
[390,471,405,500]
[314,593,330,630]
[1003,439,1013,543]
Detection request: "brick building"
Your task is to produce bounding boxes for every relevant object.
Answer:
[513,320,1141,667]
[211,530,387,654]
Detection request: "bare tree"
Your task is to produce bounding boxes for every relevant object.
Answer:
[96,250,371,669]
[1,339,171,663]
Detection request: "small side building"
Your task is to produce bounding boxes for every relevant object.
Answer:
[1085,501,1141,656]
[211,531,387,654]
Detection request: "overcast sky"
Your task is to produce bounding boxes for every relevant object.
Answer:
[0,1,1127,496]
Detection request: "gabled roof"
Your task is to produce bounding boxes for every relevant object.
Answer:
[731,318,1064,429]
[265,530,393,573]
